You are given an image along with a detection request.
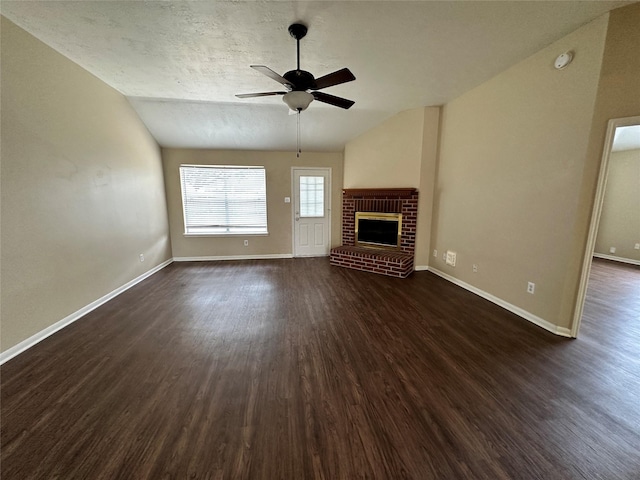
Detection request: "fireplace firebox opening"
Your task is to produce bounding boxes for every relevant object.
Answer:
[355,212,402,250]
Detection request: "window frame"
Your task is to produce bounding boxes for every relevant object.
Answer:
[179,164,268,237]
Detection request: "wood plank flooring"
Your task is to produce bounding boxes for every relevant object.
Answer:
[2,258,639,479]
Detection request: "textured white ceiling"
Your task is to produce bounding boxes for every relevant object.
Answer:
[1,1,633,152]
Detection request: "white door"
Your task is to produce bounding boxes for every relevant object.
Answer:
[292,168,331,257]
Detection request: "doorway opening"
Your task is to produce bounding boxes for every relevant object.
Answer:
[572,115,640,337]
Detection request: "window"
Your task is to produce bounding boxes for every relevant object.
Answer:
[299,176,325,217]
[179,165,267,235]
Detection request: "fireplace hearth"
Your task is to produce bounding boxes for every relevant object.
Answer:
[330,188,417,278]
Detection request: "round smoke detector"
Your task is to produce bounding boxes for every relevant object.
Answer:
[554,51,573,70]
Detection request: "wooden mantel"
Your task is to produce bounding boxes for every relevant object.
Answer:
[342,188,417,198]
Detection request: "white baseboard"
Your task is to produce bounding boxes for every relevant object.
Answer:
[428,268,572,338]
[414,265,430,271]
[173,254,294,262]
[593,253,640,266]
[0,258,174,365]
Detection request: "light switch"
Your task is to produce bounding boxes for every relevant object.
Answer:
[284,197,291,203]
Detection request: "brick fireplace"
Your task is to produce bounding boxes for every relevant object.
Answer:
[330,188,418,278]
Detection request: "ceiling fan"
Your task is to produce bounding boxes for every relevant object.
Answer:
[236,23,356,112]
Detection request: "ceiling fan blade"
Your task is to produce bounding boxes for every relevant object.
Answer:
[250,65,293,88]
[313,68,356,90]
[235,91,287,98]
[312,91,355,109]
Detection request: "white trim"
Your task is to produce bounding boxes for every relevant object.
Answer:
[572,115,640,338]
[0,259,174,365]
[173,254,294,262]
[183,233,269,238]
[429,268,572,338]
[593,253,640,266]
[415,265,430,271]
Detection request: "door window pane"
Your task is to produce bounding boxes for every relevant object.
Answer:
[300,176,324,217]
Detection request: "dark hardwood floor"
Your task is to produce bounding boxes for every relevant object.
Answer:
[2,258,639,479]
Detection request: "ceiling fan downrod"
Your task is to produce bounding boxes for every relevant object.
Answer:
[288,23,308,71]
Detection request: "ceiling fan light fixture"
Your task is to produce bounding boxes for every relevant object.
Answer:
[283,91,314,111]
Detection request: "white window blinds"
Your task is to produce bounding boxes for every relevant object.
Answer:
[179,165,268,235]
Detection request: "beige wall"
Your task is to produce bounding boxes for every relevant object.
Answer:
[0,17,172,352]
[594,149,640,261]
[415,107,441,267]
[431,15,608,329]
[344,107,425,189]
[343,106,440,267]
[163,149,343,258]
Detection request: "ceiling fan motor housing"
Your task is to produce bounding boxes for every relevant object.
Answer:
[284,70,316,90]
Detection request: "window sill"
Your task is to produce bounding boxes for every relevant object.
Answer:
[183,233,269,238]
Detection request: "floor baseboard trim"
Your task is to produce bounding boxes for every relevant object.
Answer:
[0,258,174,365]
[428,268,572,338]
[173,254,294,262]
[593,253,640,266]
[414,265,430,271]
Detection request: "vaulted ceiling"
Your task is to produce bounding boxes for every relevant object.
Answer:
[1,1,632,152]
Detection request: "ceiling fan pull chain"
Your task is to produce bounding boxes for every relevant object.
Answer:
[297,110,301,158]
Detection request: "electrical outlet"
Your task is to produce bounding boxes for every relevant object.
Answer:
[139,254,144,263]
[635,243,640,250]
[243,240,249,247]
[609,246,616,254]
[442,252,447,261]
[473,264,478,273]
[445,251,457,267]
[527,282,535,294]
[433,249,438,258]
